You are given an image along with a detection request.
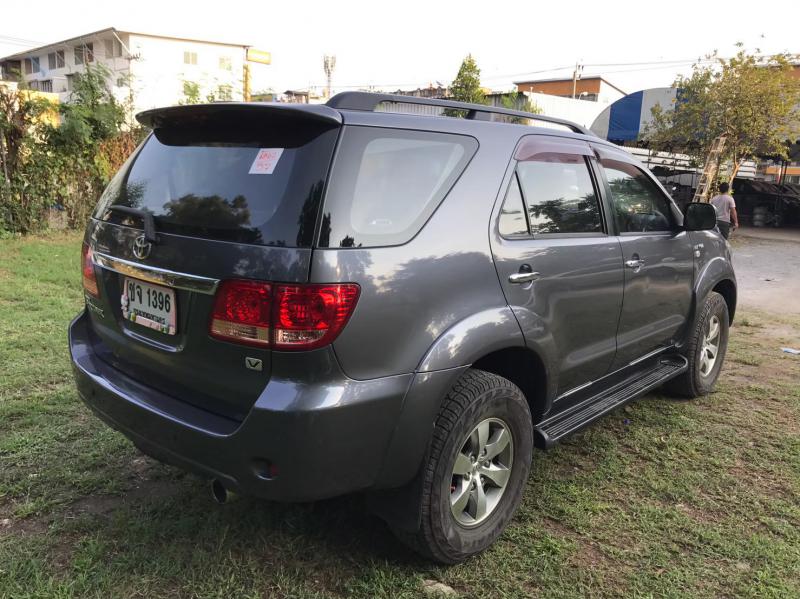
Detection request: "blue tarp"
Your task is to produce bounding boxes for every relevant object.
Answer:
[607,90,643,142]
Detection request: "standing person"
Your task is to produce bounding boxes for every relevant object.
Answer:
[710,182,739,239]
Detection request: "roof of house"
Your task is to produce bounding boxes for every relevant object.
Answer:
[0,27,250,62]
[513,75,626,96]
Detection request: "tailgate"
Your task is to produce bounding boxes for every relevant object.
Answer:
[83,103,341,419]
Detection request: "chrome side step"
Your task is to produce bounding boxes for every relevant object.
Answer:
[534,355,688,449]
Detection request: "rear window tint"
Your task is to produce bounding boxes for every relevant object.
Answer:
[319,127,477,248]
[94,119,338,247]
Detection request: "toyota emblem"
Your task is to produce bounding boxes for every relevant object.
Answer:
[132,234,152,260]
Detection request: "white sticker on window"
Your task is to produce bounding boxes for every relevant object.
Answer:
[249,148,284,174]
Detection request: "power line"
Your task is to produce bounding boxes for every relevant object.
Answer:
[0,39,41,48]
[584,58,711,67]
[482,58,717,82]
[291,56,722,92]
[599,62,715,76]
[0,34,46,47]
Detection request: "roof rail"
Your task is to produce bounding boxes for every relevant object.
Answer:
[326,92,595,137]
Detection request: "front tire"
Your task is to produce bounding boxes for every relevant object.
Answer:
[666,291,730,398]
[393,369,533,564]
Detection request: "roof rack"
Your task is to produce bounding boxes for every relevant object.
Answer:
[326,92,594,137]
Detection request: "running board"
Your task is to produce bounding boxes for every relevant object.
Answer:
[534,356,688,448]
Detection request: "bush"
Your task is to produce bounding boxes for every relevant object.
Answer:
[0,65,145,235]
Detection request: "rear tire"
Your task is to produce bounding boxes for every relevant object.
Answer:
[392,369,533,564]
[666,291,729,398]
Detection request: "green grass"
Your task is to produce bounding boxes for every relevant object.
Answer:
[1,232,799,598]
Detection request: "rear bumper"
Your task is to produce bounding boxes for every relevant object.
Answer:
[69,310,414,501]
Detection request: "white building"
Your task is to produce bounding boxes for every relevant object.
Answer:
[519,92,609,129]
[514,76,626,105]
[0,27,250,115]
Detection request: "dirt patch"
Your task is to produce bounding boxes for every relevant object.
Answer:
[539,517,617,572]
[0,476,183,542]
[672,501,723,525]
[732,237,800,315]
[0,513,49,537]
[69,478,183,518]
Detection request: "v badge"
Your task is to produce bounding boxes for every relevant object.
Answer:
[245,357,263,371]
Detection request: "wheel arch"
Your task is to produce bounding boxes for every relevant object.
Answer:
[712,278,737,325]
[471,346,549,423]
[694,256,737,327]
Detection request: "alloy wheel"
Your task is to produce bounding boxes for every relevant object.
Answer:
[450,417,514,527]
[699,314,721,377]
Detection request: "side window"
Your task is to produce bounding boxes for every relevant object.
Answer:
[498,174,528,237]
[321,127,478,248]
[601,159,674,233]
[516,154,603,235]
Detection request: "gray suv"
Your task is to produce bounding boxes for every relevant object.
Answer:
[69,92,736,563]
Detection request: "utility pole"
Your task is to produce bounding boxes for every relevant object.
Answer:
[323,55,336,99]
[572,61,583,99]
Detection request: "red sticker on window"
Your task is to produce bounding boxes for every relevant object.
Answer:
[249,148,284,174]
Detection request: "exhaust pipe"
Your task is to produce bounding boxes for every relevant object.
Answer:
[211,479,237,504]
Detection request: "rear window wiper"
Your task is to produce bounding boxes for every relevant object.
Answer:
[105,206,159,244]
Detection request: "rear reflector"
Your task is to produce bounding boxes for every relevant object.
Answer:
[208,280,359,350]
[82,243,99,297]
[210,280,272,347]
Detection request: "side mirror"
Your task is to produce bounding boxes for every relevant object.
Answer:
[684,202,717,231]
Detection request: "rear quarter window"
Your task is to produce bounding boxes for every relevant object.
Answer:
[319,127,478,248]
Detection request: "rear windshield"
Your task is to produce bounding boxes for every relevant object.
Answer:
[95,113,339,247]
[319,127,478,248]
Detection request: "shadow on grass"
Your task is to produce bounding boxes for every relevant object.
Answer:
[52,467,434,580]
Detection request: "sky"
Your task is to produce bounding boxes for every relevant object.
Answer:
[1,0,798,96]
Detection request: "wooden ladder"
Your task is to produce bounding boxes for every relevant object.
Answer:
[692,135,727,203]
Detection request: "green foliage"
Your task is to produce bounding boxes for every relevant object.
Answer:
[499,91,543,123]
[646,46,800,180]
[499,91,542,114]
[0,63,140,234]
[449,54,486,106]
[52,63,125,149]
[181,80,232,104]
[0,84,61,233]
[181,80,202,105]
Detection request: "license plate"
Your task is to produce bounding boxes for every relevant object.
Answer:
[122,277,177,335]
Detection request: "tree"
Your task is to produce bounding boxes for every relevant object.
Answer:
[0,82,58,232]
[1,63,140,234]
[181,80,202,105]
[0,82,52,182]
[500,91,542,123]
[449,55,486,105]
[646,46,800,184]
[47,63,129,227]
[49,63,125,158]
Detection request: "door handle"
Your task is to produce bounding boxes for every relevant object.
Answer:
[509,271,540,284]
[625,258,645,269]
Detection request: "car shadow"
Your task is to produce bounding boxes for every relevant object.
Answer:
[60,464,436,576]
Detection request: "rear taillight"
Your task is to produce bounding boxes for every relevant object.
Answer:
[273,284,360,350]
[82,243,99,297]
[210,280,272,347]
[208,281,359,351]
